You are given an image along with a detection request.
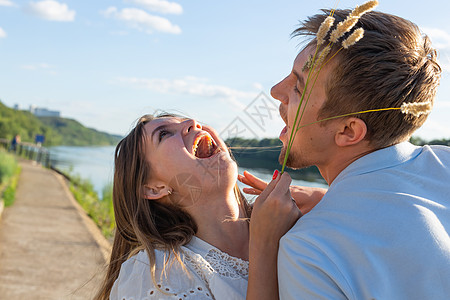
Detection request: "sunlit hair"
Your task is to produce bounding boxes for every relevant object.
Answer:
[294,9,442,149]
[94,113,250,299]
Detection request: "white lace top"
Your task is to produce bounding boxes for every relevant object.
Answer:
[110,237,249,300]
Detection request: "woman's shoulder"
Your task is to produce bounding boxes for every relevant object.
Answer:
[186,237,249,280]
[110,248,214,300]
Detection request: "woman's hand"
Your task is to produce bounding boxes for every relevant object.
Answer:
[238,171,327,214]
[247,171,301,300]
[238,171,268,196]
[250,171,301,246]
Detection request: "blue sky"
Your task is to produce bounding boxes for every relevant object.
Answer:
[1,0,449,141]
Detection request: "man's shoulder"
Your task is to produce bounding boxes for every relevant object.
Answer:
[411,144,450,173]
[423,144,450,155]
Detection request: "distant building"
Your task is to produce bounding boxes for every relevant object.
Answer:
[29,105,61,117]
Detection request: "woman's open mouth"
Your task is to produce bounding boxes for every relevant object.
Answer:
[192,133,220,159]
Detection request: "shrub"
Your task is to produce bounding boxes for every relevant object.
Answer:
[0,149,20,207]
[67,173,115,239]
[0,149,17,184]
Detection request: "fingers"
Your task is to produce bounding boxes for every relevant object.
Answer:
[237,171,269,191]
[254,170,281,205]
[290,186,327,215]
[263,172,300,218]
[242,187,262,195]
[249,171,302,248]
[243,171,268,190]
[272,172,293,198]
[237,174,252,186]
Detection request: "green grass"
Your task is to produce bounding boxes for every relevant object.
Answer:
[67,173,115,238]
[0,149,21,207]
[0,149,17,183]
[3,167,21,206]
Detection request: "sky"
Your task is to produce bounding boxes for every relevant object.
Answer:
[1,0,450,141]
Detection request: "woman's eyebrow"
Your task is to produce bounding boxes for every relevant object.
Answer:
[151,124,167,142]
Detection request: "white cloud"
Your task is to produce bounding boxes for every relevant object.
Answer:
[25,0,75,22]
[415,118,450,140]
[110,30,129,36]
[21,63,52,70]
[421,27,450,73]
[422,27,450,50]
[441,53,450,73]
[252,82,264,91]
[435,101,450,109]
[125,0,182,15]
[21,63,57,74]
[102,7,181,34]
[0,27,6,38]
[116,76,259,110]
[0,0,15,7]
[117,76,253,98]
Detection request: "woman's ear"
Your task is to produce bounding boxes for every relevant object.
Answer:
[143,182,172,200]
[335,117,367,147]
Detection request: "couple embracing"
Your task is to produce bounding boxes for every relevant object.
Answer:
[96,2,450,299]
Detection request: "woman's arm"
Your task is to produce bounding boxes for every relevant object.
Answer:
[246,171,302,300]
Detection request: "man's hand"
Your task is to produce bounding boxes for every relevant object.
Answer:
[238,170,327,214]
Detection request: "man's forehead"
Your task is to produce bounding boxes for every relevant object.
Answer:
[293,46,315,70]
[293,45,337,82]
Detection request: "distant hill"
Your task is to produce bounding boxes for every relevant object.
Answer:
[0,100,121,146]
[38,117,122,146]
[409,136,450,147]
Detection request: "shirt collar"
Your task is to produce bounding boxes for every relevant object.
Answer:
[331,141,422,187]
[185,236,216,256]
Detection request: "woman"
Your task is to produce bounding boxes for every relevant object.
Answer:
[95,113,325,300]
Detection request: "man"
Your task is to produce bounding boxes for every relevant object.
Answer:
[269,8,449,300]
[10,134,20,152]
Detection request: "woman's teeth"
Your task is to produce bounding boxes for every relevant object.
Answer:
[193,135,217,158]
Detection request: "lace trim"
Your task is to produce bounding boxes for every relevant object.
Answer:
[183,250,214,281]
[204,248,249,279]
[183,250,216,300]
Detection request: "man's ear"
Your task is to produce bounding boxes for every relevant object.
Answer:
[143,182,171,200]
[335,117,367,147]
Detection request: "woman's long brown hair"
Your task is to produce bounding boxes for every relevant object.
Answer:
[94,114,251,299]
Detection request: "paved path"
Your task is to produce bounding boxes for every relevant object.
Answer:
[0,160,112,299]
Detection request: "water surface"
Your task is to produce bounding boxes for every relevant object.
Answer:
[49,146,328,197]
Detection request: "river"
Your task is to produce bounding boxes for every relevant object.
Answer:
[49,146,328,197]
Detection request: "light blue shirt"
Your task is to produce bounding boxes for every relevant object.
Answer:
[278,142,450,300]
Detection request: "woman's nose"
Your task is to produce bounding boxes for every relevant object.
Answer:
[183,119,202,134]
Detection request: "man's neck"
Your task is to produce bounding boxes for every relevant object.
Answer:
[319,144,377,185]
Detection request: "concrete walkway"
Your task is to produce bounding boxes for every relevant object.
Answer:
[0,160,112,299]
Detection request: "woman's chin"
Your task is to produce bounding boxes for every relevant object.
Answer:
[198,154,237,188]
